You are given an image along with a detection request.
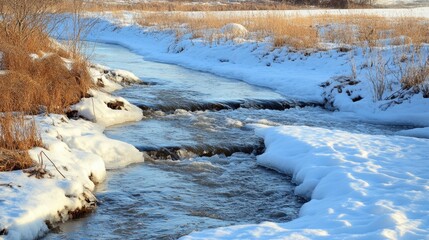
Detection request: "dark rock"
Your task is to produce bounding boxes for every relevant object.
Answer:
[352,96,363,102]
[66,110,80,120]
[0,228,8,235]
[338,47,351,52]
[107,101,125,110]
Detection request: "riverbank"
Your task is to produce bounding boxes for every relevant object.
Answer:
[2,6,428,239]
[184,124,429,239]
[62,8,429,128]
[0,65,144,239]
[56,7,429,239]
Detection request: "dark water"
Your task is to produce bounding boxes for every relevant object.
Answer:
[44,42,407,239]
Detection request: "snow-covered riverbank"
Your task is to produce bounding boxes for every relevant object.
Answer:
[184,125,429,239]
[60,8,429,240]
[0,66,144,239]
[68,8,429,127]
[2,6,428,239]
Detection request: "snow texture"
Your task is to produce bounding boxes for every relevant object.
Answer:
[56,9,429,128]
[71,89,143,127]
[397,127,429,139]
[183,125,429,239]
[71,64,143,127]
[0,65,144,239]
[0,113,144,239]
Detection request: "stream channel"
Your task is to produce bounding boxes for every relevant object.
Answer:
[45,42,407,239]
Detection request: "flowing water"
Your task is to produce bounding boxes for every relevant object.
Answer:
[45,42,408,239]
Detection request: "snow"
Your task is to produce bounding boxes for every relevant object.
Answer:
[71,89,143,127]
[220,23,248,38]
[0,64,144,238]
[183,125,429,239]
[56,9,429,127]
[0,113,144,239]
[375,0,429,7]
[0,116,143,238]
[1,6,426,239]
[69,64,143,127]
[43,115,144,169]
[397,127,429,139]
[89,64,141,93]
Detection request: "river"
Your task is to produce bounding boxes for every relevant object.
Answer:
[44,42,407,239]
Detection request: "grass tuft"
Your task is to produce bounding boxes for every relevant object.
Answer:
[0,113,42,171]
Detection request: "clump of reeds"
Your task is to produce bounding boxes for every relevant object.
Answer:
[0,113,42,171]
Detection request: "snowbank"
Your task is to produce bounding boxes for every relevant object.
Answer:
[70,64,143,127]
[220,23,248,38]
[55,11,429,127]
[71,89,143,127]
[0,113,144,239]
[0,63,144,239]
[184,125,429,239]
[397,127,429,139]
[89,64,140,93]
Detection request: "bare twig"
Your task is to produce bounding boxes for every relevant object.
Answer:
[39,151,66,179]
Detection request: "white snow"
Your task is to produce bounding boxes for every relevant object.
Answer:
[184,125,429,239]
[57,9,429,127]
[74,65,144,127]
[375,0,428,6]
[220,23,248,38]
[89,66,123,92]
[397,127,429,139]
[0,63,144,239]
[71,89,143,127]
[0,113,144,239]
[89,64,141,93]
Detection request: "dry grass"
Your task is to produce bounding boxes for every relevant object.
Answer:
[60,0,374,12]
[0,43,92,113]
[0,113,42,171]
[136,12,429,49]
[64,1,302,12]
[0,23,92,113]
[394,48,429,89]
[315,15,429,47]
[137,12,319,49]
[0,0,93,171]
[0,149,34,171]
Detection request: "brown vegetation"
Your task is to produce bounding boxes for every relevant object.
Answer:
[0,0,93,171]
[136,13,429,49]
[0,114,42,171]
[65,1,301,12]
[0,0,92,114]
[0,42,91,113]
[62,0,373,12]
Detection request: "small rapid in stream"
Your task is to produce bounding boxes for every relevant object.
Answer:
[45,42,409,239]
